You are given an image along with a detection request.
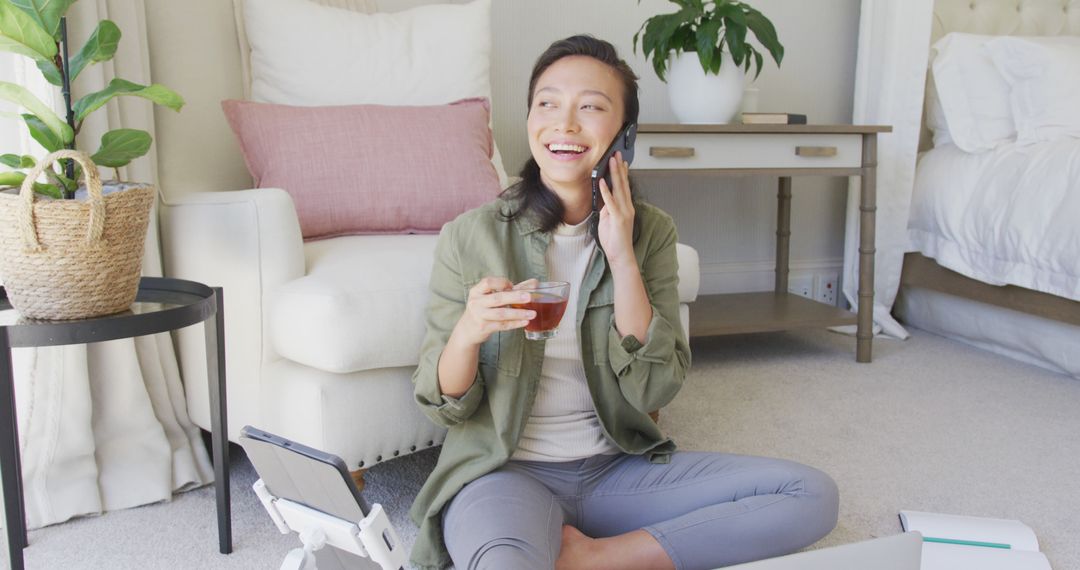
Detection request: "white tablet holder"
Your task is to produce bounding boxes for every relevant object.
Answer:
[254,479,407,570]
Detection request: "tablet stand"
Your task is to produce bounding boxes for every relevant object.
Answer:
[254,479,407,570]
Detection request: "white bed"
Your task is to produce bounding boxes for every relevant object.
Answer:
[908,138,1080,300]
[894,0,1080,379]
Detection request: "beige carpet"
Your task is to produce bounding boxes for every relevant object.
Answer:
[11,327,1080,569]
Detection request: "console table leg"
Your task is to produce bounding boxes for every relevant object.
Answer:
[0,330,26,570]
[205,288,232,554]
[775,177,792,293]
[857,135,878,363]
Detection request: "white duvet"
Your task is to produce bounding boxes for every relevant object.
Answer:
[907,139,1080,301]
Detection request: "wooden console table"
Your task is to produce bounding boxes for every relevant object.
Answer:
[635,123,891,362]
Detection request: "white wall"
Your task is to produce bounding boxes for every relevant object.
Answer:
[384,0,862,295]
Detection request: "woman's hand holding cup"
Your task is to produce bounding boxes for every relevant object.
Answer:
[453,277,539,346]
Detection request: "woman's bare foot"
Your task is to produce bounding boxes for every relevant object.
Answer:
[555,525,599,570]
[555,524,675,570]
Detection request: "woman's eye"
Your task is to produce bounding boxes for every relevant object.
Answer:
[582,104,605,111]
[537,101,555,109]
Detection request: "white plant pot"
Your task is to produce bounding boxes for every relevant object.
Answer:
[667,51,746,124]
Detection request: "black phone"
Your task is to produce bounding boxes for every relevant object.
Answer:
[590,122,638,217]
[589,123,637,249]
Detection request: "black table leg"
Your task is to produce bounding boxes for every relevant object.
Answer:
[0,329,26,570]
[205,288,231,554]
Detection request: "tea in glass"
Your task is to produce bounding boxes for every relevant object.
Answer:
[512,281,570,340]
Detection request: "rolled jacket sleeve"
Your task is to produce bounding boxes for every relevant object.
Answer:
[607,214,691,413]
[412,221,485,427]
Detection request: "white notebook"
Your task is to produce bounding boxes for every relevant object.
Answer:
[899,510,1052,570]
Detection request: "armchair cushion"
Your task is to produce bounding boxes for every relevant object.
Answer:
[268,234,701,375]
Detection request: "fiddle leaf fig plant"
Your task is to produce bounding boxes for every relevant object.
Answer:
[0,0,183,199]
[634,0,784,82]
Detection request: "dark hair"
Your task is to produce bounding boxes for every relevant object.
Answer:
[500,35,641,235]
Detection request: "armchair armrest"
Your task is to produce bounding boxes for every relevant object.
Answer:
[159,187,304,438]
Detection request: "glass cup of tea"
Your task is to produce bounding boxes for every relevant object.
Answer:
[512,281,571,340]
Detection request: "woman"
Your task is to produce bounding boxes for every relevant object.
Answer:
[409,35,839,570]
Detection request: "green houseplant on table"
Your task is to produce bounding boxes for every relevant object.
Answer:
[634,0,784,123]
[0,0,183,320]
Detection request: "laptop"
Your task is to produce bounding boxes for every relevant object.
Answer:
[723,532,923,570]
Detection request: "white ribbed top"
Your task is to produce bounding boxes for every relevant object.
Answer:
[512,215,620,462]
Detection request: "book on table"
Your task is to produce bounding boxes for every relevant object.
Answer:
[740,112,807,125]
[899,510,1052,570]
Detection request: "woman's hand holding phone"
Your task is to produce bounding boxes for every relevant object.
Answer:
[597,151,636,269]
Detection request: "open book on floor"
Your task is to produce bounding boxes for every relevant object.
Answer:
[899,510,1052,570]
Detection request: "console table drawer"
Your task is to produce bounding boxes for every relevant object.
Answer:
[634,133,863,170]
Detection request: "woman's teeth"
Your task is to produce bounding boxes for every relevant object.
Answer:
[547,143,587,154]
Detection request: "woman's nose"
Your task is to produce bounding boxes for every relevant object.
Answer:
[554,108,580,133]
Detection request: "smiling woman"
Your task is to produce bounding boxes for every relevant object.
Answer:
[407,35,838,570]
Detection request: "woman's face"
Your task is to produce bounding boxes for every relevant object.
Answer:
[527,55,626,197]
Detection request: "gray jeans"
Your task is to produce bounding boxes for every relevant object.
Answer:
[442,451,838,570]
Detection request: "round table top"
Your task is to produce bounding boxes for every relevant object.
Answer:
[0,277,217,348]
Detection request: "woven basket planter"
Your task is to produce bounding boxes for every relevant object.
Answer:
[0,150,155,320]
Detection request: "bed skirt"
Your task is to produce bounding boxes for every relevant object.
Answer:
[895,287,1080,379]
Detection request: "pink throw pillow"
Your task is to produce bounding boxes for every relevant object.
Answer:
[222,98,501,239]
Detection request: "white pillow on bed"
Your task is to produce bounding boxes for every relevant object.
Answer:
[986,36,1080,144]
[930,33,1015,153]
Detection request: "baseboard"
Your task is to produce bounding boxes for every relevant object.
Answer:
[698,258,843,296]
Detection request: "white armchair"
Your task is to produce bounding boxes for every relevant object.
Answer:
[147,0,702,482]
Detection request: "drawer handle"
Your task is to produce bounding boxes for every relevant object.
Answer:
[650,146,695,158]
[795,146,838,157]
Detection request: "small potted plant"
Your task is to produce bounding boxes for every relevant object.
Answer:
[634,0,784,123]
[0,1,183,319]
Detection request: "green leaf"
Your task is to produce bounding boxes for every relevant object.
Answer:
[694,16,723,72]
[0,170,25,187]
[0,30,51,64]
[672,25,695,53]
[22,113,62,151]
[0,81,72,143]
[744,6,784,67]
[35,57,61,85]
[9,0,77,39]
[51,161,77,191]
[73,78,184,122]
[637,6,699,82]
[0,0,56,59]
[723,18,748,66]
[69,19,120,81]
[91,128,151,168]
[0,153,34,168]
[0,171,62,198]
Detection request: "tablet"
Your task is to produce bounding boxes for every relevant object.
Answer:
[239,425,371,523]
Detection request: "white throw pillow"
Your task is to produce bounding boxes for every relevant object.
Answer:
[986,36,1080,144]
[240,0,509,186]
[930,33,1015,153]
[233,0,376,100]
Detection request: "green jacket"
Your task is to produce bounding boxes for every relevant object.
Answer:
[408,198,692,570]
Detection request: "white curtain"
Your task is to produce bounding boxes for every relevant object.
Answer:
[4,0,212,529]
[840,0,934,340]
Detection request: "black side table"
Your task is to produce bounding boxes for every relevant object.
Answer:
[0,277,231,570]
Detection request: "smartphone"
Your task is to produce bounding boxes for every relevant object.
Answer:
[590,122,638,214]
[590,122,637,246]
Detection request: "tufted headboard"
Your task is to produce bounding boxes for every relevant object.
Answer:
[921,0,1080,149]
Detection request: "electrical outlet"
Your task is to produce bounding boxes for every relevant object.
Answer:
[815,273,839,306]
[788,274,814,300]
